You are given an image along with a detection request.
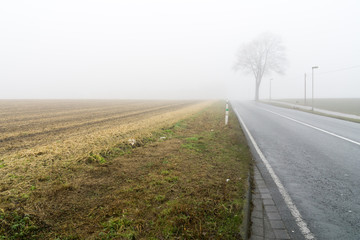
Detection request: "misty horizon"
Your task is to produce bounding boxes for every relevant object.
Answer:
[1,0,359,100]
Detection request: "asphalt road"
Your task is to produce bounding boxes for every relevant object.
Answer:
[231,101,360,240]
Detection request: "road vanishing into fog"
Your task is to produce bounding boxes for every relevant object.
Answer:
[232,101,360,240]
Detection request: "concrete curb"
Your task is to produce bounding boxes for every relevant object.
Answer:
[250,167,291,240]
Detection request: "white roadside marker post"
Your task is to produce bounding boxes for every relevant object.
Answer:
[225,101,229,125]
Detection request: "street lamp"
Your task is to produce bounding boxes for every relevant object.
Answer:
[269,78,273,101]
[304,73,307,105]
[312,66,319,111]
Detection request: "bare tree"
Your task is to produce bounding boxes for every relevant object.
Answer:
[234,33,287,101]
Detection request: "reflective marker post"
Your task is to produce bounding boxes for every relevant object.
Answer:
[225,101,229,125]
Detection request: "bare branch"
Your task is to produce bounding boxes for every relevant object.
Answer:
[234,33,287,100]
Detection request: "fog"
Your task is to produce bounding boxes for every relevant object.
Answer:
[1,0,359,100]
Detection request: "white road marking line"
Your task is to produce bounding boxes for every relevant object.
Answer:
[233,108,316,240]
[262,108,360,147]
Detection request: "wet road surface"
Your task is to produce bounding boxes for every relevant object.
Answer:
[232,101,360,240]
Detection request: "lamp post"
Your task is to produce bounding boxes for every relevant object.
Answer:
[312,66,319,111]
[304,73,307,105]
[269,78,273,101]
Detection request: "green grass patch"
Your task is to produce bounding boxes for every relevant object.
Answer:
[99,216,136,240]
[87,152,106,165]
[0,210,43,240]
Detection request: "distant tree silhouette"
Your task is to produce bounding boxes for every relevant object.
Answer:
[234,33,287,101]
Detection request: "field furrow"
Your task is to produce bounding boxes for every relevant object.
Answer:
[0,100,212,201]
[0,101,195,146]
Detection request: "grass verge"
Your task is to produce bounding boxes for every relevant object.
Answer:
[263,100,360,124]
[274,98,360,116]
[0,101,252,239]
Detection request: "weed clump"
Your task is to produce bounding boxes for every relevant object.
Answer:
[181,135,206,152]
[87,152,106,165]
[99,216,136,240]
[0,210,45,240]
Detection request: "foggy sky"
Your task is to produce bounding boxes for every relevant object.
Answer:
[1,0,359,100]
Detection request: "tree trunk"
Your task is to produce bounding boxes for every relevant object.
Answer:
[255,80,260,101]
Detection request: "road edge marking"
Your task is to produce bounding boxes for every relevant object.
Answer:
[233,107,316,240]
[263,108,360,147]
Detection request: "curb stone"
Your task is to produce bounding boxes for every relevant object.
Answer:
[250,166,291,240]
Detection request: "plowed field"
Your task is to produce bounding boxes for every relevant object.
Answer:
[0,100,210,201]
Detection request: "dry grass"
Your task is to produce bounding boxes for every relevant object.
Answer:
[0,100,251,239]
